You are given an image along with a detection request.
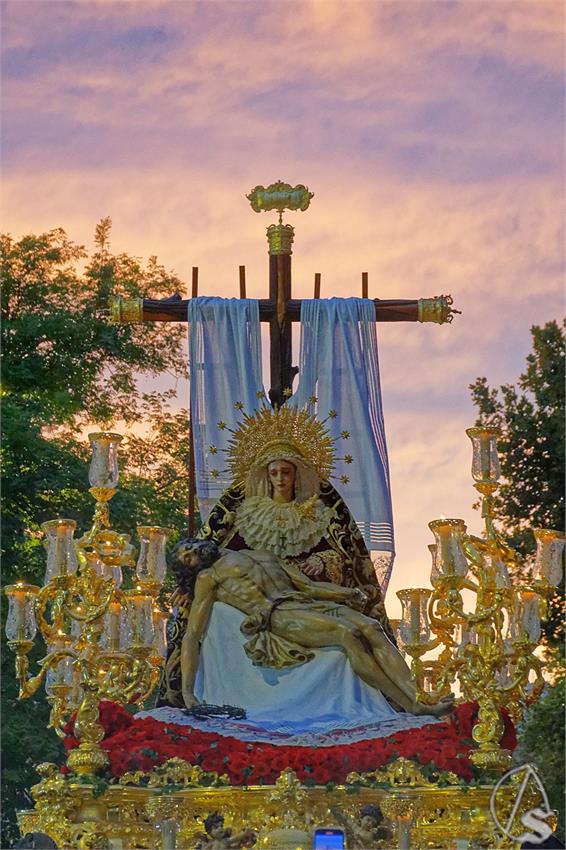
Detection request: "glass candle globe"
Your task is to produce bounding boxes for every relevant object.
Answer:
[152,608,168,660]
[45,637,75,695]
[88,432,122,489]
[509,591,542,643]
[42,519,78,583]
[465,427,501,484]
[136,526,173,586]
[125,589,155,649]
[396,588,431,646]
[428,519,469,579]
[100,600,126,653]
[5,583,40,641]
[533,529,565,587]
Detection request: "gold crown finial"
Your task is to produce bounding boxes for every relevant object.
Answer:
[246,181,314,255]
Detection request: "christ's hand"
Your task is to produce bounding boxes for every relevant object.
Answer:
[348,588,368,611]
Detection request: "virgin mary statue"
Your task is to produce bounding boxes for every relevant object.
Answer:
[158,405,396,710]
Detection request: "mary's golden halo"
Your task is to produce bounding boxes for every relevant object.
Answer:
[227,406,335,484]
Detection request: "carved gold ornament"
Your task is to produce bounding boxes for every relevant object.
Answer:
[247,182,314,216]
[17,764,551,850]
[108,296,144,324]
[417,294,461,324]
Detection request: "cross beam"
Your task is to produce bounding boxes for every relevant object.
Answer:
[108,183,459,533]
[111,285,456,407]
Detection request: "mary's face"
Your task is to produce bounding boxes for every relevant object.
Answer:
[267,459,296,502]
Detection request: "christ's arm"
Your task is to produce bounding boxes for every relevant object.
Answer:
[280,559,366,607]
[181,570,217,707]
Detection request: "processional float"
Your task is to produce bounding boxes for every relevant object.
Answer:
[7,183,564,849]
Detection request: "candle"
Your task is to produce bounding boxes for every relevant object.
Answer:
[533,529,565,587]
[4,584,40,641]
[428,519,468,578]
[136,526,174,585]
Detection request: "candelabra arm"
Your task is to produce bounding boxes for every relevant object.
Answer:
[408,636,444,657]
[120,656,161,707]
[422,661,462,704]
[501,650,545,701]
[64,583,114,624]
[137,666,162,706]
[446,593,504,627]
[36,580,71,645]
[47,690,73,739]
[10,645,78,700]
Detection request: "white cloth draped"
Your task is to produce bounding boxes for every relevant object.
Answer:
[291,299,394,589]
[140,602,437,746]
[188,297,264,519]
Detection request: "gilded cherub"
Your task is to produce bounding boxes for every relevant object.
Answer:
[330,804,392,848]
[195,812,256,850]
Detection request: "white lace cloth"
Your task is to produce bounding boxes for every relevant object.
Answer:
[138,602,439,747]
[137,706,440,747]
[233,496,335,558]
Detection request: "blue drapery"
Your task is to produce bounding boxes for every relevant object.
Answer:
[188,297,263,519]
[291,298,394,588]
[188,296,394,588]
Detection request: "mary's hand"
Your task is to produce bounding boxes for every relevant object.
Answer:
[170,589,191,611]
[302,555,324,578]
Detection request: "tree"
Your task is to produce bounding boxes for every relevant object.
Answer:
[469,320,565,548]
[471,320,565,843]
[514,677,565,845]
[1,223,191,846]
[470,319,565,652]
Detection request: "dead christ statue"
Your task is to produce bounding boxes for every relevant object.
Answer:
[173,539,453,718]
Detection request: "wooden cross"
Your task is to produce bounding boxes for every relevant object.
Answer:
[110,182,459,533]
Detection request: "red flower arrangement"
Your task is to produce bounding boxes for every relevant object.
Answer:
[62,701,516,786]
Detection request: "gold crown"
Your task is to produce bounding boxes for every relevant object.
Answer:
[226,405,336,484]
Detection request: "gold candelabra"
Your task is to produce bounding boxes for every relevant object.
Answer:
[5,432,173,777]
[394,426,565,773]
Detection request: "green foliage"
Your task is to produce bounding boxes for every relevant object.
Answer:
[470,319,565,651]
[514,678,565,843]
[1,222,190,846]
[471,321,565,841]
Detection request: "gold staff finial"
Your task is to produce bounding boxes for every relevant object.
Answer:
[246,181,314,255]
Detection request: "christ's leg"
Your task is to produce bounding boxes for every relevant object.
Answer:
[270,609,444,715]
[338,608,454,717]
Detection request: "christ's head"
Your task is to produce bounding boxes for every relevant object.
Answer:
[171,539,220,597]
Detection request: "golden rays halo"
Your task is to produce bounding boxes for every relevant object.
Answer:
[219,402,345,485]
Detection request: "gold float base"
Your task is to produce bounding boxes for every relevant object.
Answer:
[17,777,536,849]
[470,746,513,772]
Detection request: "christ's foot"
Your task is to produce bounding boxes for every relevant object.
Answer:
[414,695,455,718]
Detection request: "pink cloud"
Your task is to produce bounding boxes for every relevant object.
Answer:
[3,1,563,606]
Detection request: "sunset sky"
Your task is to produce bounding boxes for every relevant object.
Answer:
[3,1,564,616]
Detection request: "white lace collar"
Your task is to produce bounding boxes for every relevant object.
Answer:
[233,495,335,558]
